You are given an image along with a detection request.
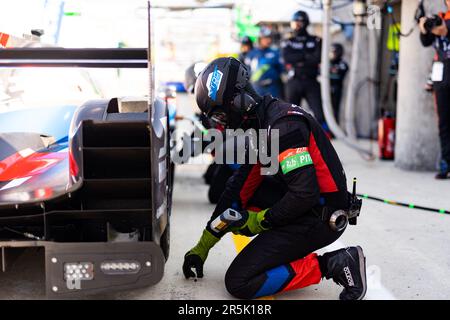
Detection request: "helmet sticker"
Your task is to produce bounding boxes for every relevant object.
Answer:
[206,65,223,101]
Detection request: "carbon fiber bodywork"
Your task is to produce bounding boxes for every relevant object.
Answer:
[0,97,171,297]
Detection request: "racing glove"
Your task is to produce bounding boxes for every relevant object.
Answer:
[183,229,220,279]
[231,209,271,237]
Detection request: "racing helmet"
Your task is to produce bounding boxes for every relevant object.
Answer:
[331,43,344,61]
[292,10,310,27]
[194,57,258,128]
[241,35,254,48]
[258,27,273,39]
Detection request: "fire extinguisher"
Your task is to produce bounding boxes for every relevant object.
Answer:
[378,111,396,160]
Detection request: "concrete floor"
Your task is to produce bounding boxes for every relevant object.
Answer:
[0,94,449,299]
[1,144,449,300]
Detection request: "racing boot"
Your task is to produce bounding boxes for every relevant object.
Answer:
[435,160,449,180]
[319,246,367,300]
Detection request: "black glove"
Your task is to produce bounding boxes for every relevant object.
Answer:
[183,253,204,278]
[229,209,271,237]
[182,229,220,279]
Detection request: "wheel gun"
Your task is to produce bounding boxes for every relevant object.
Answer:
[210,208,243,233]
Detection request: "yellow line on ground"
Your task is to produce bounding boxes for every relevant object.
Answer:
[231,233,276,300]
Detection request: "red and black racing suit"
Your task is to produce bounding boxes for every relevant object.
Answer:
[205,96,349,299]
[420,12,450,168]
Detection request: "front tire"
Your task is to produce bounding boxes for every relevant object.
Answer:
[160,223,170,261]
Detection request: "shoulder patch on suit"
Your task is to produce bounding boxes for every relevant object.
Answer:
[279,147,313,174]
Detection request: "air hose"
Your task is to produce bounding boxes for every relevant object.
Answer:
[320,0,375,160]
[357,194,450,215]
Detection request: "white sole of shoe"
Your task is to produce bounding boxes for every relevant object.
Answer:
[355,245,367,300]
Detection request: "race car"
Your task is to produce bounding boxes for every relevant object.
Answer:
[0,47,172,297]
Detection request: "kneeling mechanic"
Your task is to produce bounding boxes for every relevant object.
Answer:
[183,57,366,300]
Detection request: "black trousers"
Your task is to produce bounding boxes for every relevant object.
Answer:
[224,176,344,299]
[285,78,325,125]
[331,85,343,124]
[225,212,344,299]
[434,84,450,163]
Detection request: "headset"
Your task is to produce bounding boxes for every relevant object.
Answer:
[227,58,258,114]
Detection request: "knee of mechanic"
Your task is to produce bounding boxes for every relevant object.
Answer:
[224,265,264,299]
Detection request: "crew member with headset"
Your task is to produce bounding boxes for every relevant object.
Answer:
[419,0,450,179]
[238,36,254,67]
[183,57,366,300]
[245,27,284,98]
[329,43,349,124]
[281,11,326,131]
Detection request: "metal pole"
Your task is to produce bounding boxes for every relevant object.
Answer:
[148,1,155,108]
[148,0,156,242]
[320,0,342,137]
[395,0,442,170]
[344,0,366,140]
[320,0,374,158]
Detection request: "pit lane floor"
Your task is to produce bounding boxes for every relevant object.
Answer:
[0,142,450,299]
[114,141,450,300]
[0,92,449,299]
[0,138,449,299]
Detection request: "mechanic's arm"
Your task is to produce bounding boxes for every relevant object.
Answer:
[206,163,263,235]
[183,163,262,278]
[340,62,349,80]
[263,118,321,228]
[274,50,285,74]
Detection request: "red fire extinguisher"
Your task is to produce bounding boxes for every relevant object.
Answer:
[378,111,396,160]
